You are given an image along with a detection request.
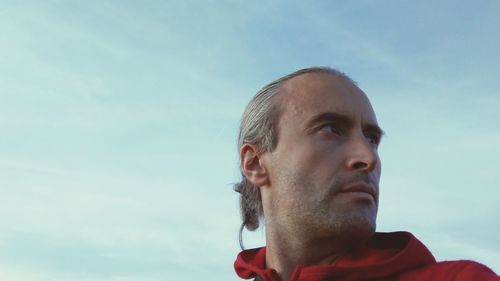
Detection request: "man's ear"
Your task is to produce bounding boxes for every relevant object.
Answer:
[240,143,269,187]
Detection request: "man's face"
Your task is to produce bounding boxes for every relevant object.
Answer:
[263,73,382,240]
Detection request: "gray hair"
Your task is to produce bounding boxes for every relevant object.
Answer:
[234,66,355,248]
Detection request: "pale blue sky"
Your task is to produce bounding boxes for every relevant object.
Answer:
[0,1,499,280]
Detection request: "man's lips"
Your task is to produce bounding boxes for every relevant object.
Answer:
[338,181,377,201]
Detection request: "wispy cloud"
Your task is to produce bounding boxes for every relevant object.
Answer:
[0,1,499,279]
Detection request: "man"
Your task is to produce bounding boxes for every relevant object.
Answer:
[233,67,499,281]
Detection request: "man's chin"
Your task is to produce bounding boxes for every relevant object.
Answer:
[327,214,377,241]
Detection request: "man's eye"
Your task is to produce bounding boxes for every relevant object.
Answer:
[320,124,340,134]
[365,134,380,145]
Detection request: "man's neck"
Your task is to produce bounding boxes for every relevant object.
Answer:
[265,228,354,281]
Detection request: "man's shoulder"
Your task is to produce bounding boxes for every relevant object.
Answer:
[399,259,499,281]
[371,232,498,280]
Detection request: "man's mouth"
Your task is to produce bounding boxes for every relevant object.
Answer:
[338,181,377,201]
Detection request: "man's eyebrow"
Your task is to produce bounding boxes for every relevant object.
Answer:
[307,112,353,128]
[306,112,386,137]
[363,123,386,138]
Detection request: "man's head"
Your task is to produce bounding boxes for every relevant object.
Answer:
[235,67,382,246]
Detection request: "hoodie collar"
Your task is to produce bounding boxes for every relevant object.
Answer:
[234,231,436,281]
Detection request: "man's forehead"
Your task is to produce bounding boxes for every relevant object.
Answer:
[277,72,376,123]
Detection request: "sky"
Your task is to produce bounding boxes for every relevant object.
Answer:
[0,0,499,280]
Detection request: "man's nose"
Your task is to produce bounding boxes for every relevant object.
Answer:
[345,136,379,172]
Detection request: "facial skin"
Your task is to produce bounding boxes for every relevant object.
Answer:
[241,72,383,279]
[248,72,382,243]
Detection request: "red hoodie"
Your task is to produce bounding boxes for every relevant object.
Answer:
[234,231,499,281]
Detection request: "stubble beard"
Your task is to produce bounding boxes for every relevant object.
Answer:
[277,171,378,243]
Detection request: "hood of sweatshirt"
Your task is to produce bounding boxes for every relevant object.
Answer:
[234,231,436,281]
